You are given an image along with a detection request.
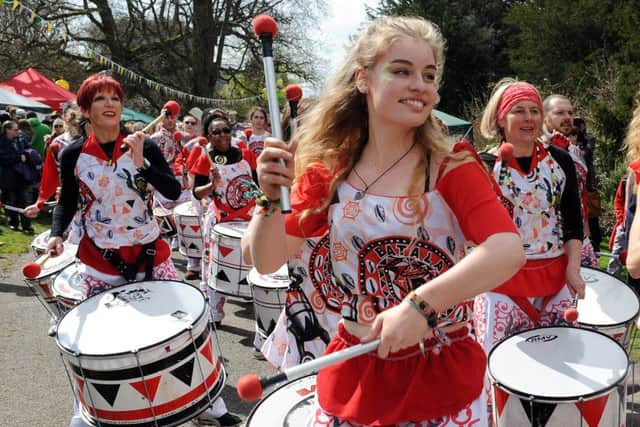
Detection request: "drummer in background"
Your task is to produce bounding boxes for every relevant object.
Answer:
[246,106,270,156]
[474,79,585,356]
[24,104,89,218]
[189,114,257,309]
[186,113,250,427]
[243,16,524,426]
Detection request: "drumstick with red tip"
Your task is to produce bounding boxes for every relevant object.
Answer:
[22,252,52,279]
[237,338,380,402]
[284,84,303,135]
[252,14,291,214]
[498,142,514,162]
[563,295,579,322]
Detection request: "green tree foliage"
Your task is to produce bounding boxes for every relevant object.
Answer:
[372,0,516,116]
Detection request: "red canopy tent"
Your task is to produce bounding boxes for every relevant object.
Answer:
[0,68,76,112]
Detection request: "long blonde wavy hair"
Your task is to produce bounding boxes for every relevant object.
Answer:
[294,16,451,221]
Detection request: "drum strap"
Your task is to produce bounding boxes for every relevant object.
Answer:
[89,237,157,282]
[510,295,554,324]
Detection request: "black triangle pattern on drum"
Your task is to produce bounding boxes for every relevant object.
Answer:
[189,242,199,250]
[257,317,278,336]
[92,382,120,407]
[170,358,195,387]
[126,199,135,207]
[216,269,230,283]
[519,398,556,426]
[239,276,248,285]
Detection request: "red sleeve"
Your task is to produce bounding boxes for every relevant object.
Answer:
[241,148,257,170]
[39,144,60,200]
[190,150,211,176]
[186,145,203,172]
[284,164,331,238]
[173,147,186,175]
[437,161,517,244]
[614,178,626,222]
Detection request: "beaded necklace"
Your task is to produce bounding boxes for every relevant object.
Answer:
[498,142,561,217]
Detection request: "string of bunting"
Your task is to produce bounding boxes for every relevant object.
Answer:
[87,49,265,106]
[3,0,267,107]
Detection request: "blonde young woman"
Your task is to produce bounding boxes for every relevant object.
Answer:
[622,99,640,284]
[242,16,524,426]
[473,79,585,355]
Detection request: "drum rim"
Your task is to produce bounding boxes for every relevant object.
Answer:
[245,374,316,423]
[212,221,248,237]
[487,325,630,403]
[578,266,640,327]
[55,280,208,357]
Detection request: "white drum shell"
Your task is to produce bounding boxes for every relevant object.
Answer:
[55,282,225,426]
[173,201,203,258]
[30,229,51,257]
[489,327,628,427]
[248,265,289,339]
[208,222,252,298]
[246,375,316,426]
[577,266,640,349]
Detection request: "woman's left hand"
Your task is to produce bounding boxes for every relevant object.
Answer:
[566,267,586,298]
[360,300,429,358]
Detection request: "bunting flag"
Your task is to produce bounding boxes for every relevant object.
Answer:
[2,1,268,107]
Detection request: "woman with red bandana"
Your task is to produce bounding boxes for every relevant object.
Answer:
[474,78,585,354]
[47,74,182,298]
[243,17,525,426]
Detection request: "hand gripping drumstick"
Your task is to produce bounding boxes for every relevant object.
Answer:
[563,295,579,322]
[0,200,44,214]
[252,14,291,213]
[237,338,380,402]
[22,252,52,279]
[284,84,303,135]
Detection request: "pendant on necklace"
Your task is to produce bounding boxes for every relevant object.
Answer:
[354,191,364,201]
[214,155,227,165]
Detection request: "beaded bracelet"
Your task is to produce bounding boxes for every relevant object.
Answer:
[256,194,281,217]
[405,290,438,328]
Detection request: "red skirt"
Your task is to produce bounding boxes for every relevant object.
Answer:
[316,323,486,425]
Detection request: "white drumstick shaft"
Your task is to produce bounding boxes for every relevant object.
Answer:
[283,339,380,380]
[2,204,25,214]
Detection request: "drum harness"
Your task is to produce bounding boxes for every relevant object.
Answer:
[89,237,157,282]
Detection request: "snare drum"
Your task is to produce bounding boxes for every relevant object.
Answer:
[208,221,252,298]
[577,266,640,349]
[24,241,78,318]
[248,264,289,339]
[489,326,628,427]
[246,375,316,426]
[55,281,225,427]
[173,201,203,258]
[30,229,51,257]
[52,262,83,313]
[153,205,177,238]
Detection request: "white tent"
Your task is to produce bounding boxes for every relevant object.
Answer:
[0,87,51,113]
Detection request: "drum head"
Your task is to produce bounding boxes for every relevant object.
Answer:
[488,327,628,402]
[578,267,640,326]
[56,281,206,356]
[53,263,83,301]
[248,264,289,289]
[213,221,248,239]
[246,375,316,426]
[174,201,198,216]
[38,241,78,277]
[31,229,51,249]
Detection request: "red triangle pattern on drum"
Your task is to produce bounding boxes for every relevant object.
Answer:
[494,387,509,417]
[180,224,186,230]
[190,225,200,233]
[578,395,608,427]
[130,376,162,402]
[76,378,85,394]
[201,338,214,364]
[218,245,233,257]
[41,283,52,297]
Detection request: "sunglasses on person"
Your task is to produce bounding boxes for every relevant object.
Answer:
[54,124,64,129]
[184,120,197,125]
[209,127,232,136]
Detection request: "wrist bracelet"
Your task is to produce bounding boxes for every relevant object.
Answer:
[256,194,281,217]
[405,290,438,328]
